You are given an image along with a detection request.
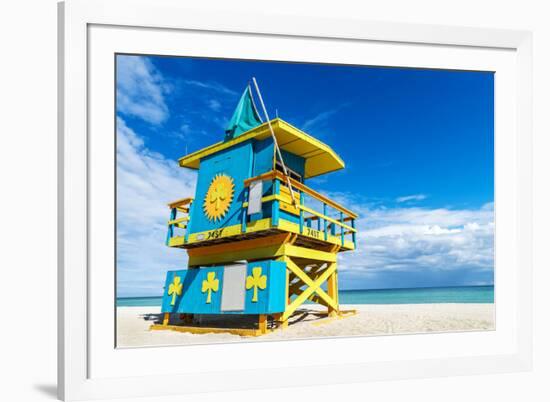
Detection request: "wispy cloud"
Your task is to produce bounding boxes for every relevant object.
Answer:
[302,103,350,134]
[396,194,428,203]
[116,56,170,125]
[183,80,238,97]
[116,117,196,297]
[176,80,239,133]
[207,99,222,112]
[302,108,339,132]
[169,118,217,148]
[179,123,192,136]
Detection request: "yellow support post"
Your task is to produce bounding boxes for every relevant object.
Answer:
[282,259,338,321]
[273,313,288,329]
[259,314,268,334]
[163,312,170,326]
[327,266,339,317]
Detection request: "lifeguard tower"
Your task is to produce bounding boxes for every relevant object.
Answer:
[152,81,358,336]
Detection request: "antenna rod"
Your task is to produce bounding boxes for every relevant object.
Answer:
[251,77,297,205]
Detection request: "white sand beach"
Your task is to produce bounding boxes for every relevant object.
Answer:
[116,303,495,348]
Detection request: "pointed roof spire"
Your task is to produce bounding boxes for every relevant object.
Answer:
[224,84,263,141]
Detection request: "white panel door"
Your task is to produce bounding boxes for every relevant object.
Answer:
[220,263,247,312]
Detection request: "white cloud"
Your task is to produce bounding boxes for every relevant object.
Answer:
[116,56,170,124]
[338,201,494,288]
[299,189,493,288]
[396,194,427,203]
[116,117,196,296]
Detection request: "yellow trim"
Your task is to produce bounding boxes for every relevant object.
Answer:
[280,185,300,202]
[280,202,300,216]
[186,218,272,244]
[258,315,268,334]
[169,217,354,250]
[277,219,355,250]
[186,236,339,268]
[178,119,345,179]
[241,193,299,216]
[188,233,292,257]
[188,244,286,266]
[168,197,193,209]
[283,243,337,262]
[244,170,358,218]
[187,233,293,266]
[278,172,358,218]
[243,170,278,185]
[279,186,300,215]
[298,205,356,232]
[168,236,185,247]
[168,216,189,225]
[150,324,264,337]
[242,194,283,208]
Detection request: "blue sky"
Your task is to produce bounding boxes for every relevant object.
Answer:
[116,54,494,297]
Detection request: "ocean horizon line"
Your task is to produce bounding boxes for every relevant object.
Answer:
[116,284,494,306]
[117,284,494,300]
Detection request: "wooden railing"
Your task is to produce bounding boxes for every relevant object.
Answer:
[243,170,357,248]
[166,197,193,245]
[165,171,358,249]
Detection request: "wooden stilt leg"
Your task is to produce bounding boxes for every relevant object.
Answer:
[327,266,339,317]
[163,312,170,325]
[334,268,340,306]
[259,314,267,334]
[284,259,290,328]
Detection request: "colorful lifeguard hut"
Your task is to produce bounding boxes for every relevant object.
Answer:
[152,81,358,336]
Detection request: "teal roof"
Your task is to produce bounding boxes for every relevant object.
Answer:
[224,85,263,141]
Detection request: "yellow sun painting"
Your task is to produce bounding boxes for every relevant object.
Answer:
[203,173,235,222]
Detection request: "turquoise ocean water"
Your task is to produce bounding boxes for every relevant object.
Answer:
[117,285,494,307]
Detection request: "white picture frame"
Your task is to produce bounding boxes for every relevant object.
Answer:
[58,0,533,400]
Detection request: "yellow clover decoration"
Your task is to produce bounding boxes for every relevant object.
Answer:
[246,267,267,303]
[167,275,183,306]
[201,271,219,304]
[203,173,235,222]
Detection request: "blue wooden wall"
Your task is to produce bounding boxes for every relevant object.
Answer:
[188,141,253,233]
[280,149,305,179]
[161,260,286,315]
[185,137,306,234]
[252,137,274,177]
